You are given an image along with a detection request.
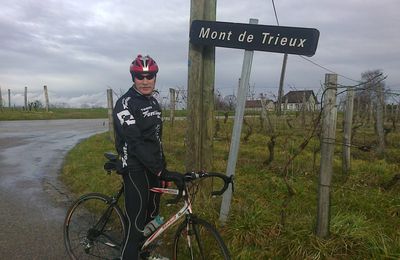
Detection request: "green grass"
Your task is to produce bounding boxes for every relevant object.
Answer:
[61,116,400,259]
[60,133,117,197]
[0,107,108,120]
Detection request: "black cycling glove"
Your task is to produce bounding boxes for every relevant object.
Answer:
[159,169,184,188]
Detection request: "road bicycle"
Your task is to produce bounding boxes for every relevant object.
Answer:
[63,152,234,260]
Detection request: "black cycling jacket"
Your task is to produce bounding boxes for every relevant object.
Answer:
[113,86,165,175]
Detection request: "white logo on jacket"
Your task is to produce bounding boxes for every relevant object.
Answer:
[143,110,161,118]
[141,106,161,118]
[117,110,135,125]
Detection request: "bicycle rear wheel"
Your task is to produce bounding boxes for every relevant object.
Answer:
[63,193,126,260]
[173,216,230,260]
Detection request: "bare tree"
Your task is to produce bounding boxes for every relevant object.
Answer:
[215,90,228,110]
[355,70,387,155]
[223,94,237,111]
[354,69,386,124]
[176,86,187,109]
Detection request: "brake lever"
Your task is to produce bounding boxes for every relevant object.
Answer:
[166,185,184,205]
[210,174,234,196]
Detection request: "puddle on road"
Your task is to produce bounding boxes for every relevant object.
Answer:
[0,119,108,221]
[0,137,29,149]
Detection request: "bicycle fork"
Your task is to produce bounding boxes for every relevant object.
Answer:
[183,216,206,260]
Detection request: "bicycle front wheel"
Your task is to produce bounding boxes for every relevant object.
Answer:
[173,216,230,260]
[63,193,126,260]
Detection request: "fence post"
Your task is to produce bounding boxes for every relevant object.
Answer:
[24,86,28,110]
[355,94,360,120]
[284,98,288,115]
[0,86,2,108]
[376,83,385,156]
[43,85,49,111]
[396,102,400,131]
[107,89,114,142]
[8,89,11,108]
[316,73,338,238]
[368,99,373,124]
[219,18,258,223]
[260,97,272,131]
[342,88,354,174]
[392,104,395,123]
[301,91,306,127]
[169,88,176,127]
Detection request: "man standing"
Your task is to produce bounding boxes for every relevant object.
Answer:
[113,54,181,260]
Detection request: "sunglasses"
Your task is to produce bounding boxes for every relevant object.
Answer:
[135,74,156,80]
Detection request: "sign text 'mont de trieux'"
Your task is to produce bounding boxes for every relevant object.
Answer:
[190,20,320,57]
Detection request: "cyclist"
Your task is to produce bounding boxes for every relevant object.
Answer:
[113,54,183,260]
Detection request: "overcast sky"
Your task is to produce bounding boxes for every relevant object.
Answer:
[1,0,399,107]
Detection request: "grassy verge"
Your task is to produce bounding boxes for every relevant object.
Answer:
[0,107,257,121]
[61,117,400,259]
[0,108,108,120]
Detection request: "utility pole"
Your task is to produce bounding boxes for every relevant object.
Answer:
[276,53,288,116]
[316,74,338,238]
[186,0,216,171]
[272,0,288,117]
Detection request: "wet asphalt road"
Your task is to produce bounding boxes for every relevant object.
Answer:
[0,119,108,259]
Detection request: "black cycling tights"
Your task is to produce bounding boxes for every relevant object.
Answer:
[121,169,161,260]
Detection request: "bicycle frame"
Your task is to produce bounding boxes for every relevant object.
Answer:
[64,154,233,259]
[141,187,192,249]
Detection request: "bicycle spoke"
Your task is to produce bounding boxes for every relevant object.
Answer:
[64,193,126,259]
[174,217,230,260]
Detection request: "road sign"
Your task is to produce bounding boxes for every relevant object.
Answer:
[190,20,320,57]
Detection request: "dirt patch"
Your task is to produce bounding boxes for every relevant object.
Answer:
[42,177,76,208]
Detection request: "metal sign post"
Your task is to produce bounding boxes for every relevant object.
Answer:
[219,18,258,223]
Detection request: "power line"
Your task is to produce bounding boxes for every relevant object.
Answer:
[269,0,361,84]
[271,0,280,26]
[299,56,360,83]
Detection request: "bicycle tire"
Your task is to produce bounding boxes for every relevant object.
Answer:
[63,193,126,260]
[173,216,231,260]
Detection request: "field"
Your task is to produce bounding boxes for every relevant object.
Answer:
[0,107,237,121]
[0,107,108,120]
[60,112,400,259]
